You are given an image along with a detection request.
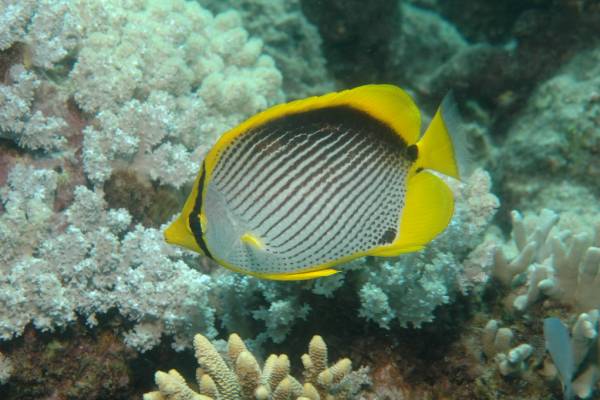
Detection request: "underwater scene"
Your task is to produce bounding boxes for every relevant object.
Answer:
[1,0,600,399]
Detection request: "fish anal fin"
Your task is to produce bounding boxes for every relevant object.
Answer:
[256,268,340,281]
[373,171,453,256]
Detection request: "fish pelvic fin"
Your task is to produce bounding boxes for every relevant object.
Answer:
[164,215,202,254]
[240,232,265,250]
[372,170,454,255]
[416,92,469,180]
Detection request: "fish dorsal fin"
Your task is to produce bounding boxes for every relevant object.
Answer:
[371,170,454,256]
[332,84,422,144]
[204,84,422,175]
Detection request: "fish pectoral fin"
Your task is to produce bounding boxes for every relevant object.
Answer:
[374,171,453,256]
[240,232,265,250]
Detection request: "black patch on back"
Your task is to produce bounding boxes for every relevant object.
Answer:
[406,144,419,162]
[252,105,409,156]
[189,163,213,259]
[379,227,397,245]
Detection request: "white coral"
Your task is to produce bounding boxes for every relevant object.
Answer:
[0,164,216,349]
[66,0,283,187]
[493,209,600,312]
[0,65,68,150]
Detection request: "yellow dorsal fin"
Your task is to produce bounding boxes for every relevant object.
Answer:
[333,84,422,144]
[204,84,422,175]
[371,171,454,257]
[416,93,465,180]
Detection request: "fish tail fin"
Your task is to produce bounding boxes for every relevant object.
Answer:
[416,92,469,180]
[371,170,454,256]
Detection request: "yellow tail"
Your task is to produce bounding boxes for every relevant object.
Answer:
[416,93,467,180]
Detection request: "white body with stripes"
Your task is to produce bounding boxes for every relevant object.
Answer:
[204,106,413,275]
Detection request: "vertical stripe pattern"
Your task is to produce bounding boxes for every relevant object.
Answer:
[203,105,413,275]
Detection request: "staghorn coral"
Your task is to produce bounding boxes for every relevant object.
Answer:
[493,208,600,312]
[481,319,535,377]
[144,333,362,400]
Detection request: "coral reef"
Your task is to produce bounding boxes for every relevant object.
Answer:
[0,164,216,351]
[386,2,468,98]
[69,0,283,187]
[3,1,600,399]
[300,0,401,85]
[1,0,283,187]
[144,333,364,400]
[199,0,334,99]
[0,351,12,385]
[493,209,600,313]
[407,0,600,109]
[0,323,137,399]
[499,45,600,213]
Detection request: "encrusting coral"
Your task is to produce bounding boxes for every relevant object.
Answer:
[144,333,359,400]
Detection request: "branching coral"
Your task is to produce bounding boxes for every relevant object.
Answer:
[144,333,362,400]
[493,209,600,312]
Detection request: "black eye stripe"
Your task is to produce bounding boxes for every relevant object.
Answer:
[189,163,212,259]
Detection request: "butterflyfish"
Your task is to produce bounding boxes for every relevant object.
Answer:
[165,84,465,280]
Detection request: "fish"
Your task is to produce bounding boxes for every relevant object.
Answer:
[165,84,465,280]
[543,317,575,400]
